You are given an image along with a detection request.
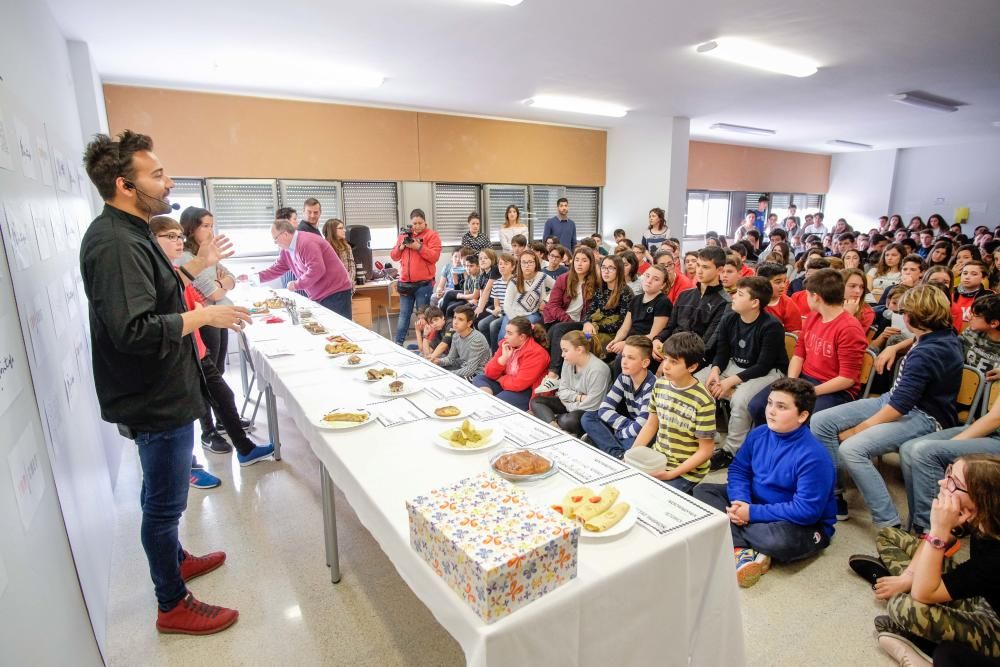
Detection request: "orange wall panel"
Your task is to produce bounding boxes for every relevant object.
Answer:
[688,140,831,193]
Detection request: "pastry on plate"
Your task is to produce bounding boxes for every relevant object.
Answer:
[322,411,368,423]
[493,450,552,476]
[388,380,404,394]
[347,354,362,365]
[434,405,461,417]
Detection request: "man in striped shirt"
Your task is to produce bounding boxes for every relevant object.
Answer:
[631,332,717,494]
[581,336,656,459]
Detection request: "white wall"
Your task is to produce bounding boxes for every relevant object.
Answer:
[890,139,1000,229]
[824,149,898,231]
[603,116,689,242]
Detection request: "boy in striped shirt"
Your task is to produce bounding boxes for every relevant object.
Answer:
[581,336,657,459]
[631,332,717,493]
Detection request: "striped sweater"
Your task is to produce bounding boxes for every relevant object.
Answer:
[594,370,657,441]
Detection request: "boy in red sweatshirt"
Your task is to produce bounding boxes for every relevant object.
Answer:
[951,260,990,333]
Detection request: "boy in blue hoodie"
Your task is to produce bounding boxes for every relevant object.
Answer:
[694,377,837,588]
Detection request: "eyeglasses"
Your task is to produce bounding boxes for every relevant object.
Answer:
[600,265,616,272]
[660,262,674,270]
[156,233,185,242]
[944,464,969,495]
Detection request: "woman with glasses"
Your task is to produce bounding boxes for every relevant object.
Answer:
[847,455,1000,666]
[322,218,355,288]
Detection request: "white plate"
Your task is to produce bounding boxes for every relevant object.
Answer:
[361,368,399,383]
[427,403,472,420]
[370,379,423,397]
[336,354,377,369]
[489,450,560,482]
[550,494,637,540]
[326,348,364,359]
[312,408,373,430]
[434,423,506,452]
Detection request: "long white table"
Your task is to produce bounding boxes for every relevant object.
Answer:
[235,287,746,667]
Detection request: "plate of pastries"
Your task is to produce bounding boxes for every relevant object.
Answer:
[303,321,329,335]
[336,354,377,368]
[314,407,373,430]
[489,449,559,481]
[550,485,636,538]
[370,378,422,397]
[364,367,398,383]
[326,341,363,357]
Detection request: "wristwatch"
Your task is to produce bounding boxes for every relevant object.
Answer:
[921,533,950,550]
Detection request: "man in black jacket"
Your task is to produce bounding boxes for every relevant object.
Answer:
[654,245,731,367]
[80,130,249,636]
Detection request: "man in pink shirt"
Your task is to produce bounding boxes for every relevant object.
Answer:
[257,219,354,318]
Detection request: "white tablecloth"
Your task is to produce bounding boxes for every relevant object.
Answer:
[237,288,746,667]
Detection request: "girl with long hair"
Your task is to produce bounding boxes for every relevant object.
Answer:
[499,250,553,338]
[642,207,669,251]
[529,330,611,436]
[842,268,876,331]
[499,204,529,253]
[867,242,904,303]
[540,246,600,385]
[322,218,355,287]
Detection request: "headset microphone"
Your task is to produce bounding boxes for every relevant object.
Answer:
[123,180,180,210]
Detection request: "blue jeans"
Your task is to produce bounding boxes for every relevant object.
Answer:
[663,476,698,494]
[580,410,633,459]
[899,427,1000,531]
[471,375,531,410]
[748,374,854,427]
[319,288,353,320]
[135,423,195,610]
[694,483,831,562]
[810,394,939,528]
[395,282,433,345]
[477,314,503,352]
[497,311,542,343]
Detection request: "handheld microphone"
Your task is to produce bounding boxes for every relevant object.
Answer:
[123,180,180,210]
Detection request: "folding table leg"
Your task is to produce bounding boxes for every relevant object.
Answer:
[265,384,281,461]
[321,463,342,584]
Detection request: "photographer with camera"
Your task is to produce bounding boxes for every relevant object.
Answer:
[390,208,442,345]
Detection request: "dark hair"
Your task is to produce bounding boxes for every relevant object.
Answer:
[507,316,548,347]
[179,206,213,255]
[736,276,772,309]
[962,260,988,276]
[556,197,569,206]
[769,228,788,241]
[769,377,816,415]
[511,234,528,247]
[804,268,845,304]
[814,212,825,221]
[620,251,639,281]
[149,215,181,236]
[953,244,983,265]
[971,294,1000,324]
[649,207,666,230]
[758,195,769,204]
[409,208,426,221]
[579,237,598,250]
[662,332,705,368]
[467,212,481,224]
[729,241,748,258]
[618,238,634,249]
[698,245,727,268]
[504,204,521,226]
[962,454,1000,538]
[622,334,653,361]
[590,232,602,239]
[599,253,627,310]
[453,304,476,323]
[530,240,547,255]
[876,242,906,275]
[276,207,296,221]
[746,229,761,241]
[613,228,626,238]
[901,253,927,271]
[464,253,480,265]
[83,130,154,200]
[545,235,560,244]
[549,244,569,259]
[755,262,788,281]
[837,231,857,243]
[303,197,321,209]
[424,306,444,321]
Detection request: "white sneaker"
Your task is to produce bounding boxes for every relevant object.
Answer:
[535,376,560,394]
[876,632,932,666]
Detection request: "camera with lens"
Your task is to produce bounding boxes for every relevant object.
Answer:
[402,225,416,245]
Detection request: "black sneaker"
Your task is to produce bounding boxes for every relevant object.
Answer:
[836,494,850,521]
[239,417,254,432]
[710,449,734,471]
[201,430,232,454]
[848,554,891,587]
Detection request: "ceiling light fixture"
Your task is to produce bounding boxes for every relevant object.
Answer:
[526,95,628,118]
[892,92,962,113]
[492,0,524,4]
[827,139,874,150]
[709,122,776,136]
[695,38,819,78]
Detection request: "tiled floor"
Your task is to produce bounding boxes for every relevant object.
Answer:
[105,366,910,666]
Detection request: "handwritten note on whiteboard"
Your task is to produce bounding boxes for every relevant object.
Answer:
[0,313,28,417]
[8,427,46,531]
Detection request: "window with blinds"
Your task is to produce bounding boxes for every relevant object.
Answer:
[528,185,559,240]
[168,178,206,214]
[484,185,528,243]
[342,181,400,249]
[685,191,731,236]
[433,183,481,246]
[528,185,600,242]
[205,179,278,257]
[743,192,767,215]
[277,179,342,219]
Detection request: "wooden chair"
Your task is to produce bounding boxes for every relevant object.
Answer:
[859,349,877,398]
[784,332,797,360]
[957,365,986,425]
[982,380,1000,418]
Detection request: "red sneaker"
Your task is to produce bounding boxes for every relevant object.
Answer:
[156,593,238,635]
[180,549,226,582]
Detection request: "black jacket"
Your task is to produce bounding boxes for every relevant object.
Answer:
[79,204,206,433]
[657,283,731,362]
[297,220,322,236]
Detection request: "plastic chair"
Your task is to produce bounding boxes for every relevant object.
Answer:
[238,330,264,425]
[784,332,797,360]
[957,365,986,425]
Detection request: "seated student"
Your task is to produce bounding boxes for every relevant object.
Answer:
[510,233,528,258]
[757,262,803,332]
[841,267,877,333]
[875,253,926,308]
[621,250,643,295]
[653,250,695,304]
[439,252,483,317]
[700,277,788,469]
[633,244,652,275]
[653,246,731,366]
[472,316,550,410]
[150,217,274,478]
[605,264,672,376]
[529,330,610,436]
[581,336,657,460]
[960,293,1000,380]
[747,268,868,428]
[542,245,570,280]
[478,252,515,352]
[788,249,826,295]
[630,332,716,493]
[433,249,467,306]
[718,252,742,296]
[500,250,553,337]
[471,248,501,323]
[848,456,1000,666]
[436,305,491,380]
[952,260,990,333]
[811,285,963,527]
[729,242,757,276]
[530,240,548,257]
[591,233,610,256]
[694,378,837,588]
[791,257,831,315]
[412,306,445,355]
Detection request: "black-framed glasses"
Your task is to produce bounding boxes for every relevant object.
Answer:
[944,464,969,495]
[156,233,185,242]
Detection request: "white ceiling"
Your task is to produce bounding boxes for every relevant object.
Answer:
[46,0,1000,153]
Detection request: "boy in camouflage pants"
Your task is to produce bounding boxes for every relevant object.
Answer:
[876,527,1000,658]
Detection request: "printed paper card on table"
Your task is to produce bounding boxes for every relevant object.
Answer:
[407,472,579,623]
[367,396,427,428]
[598,471,715,536]
[497,412,563,448]
[534,437,629,485]
[423,375,479,401]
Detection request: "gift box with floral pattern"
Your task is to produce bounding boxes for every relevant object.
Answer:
[406,472,579,623]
